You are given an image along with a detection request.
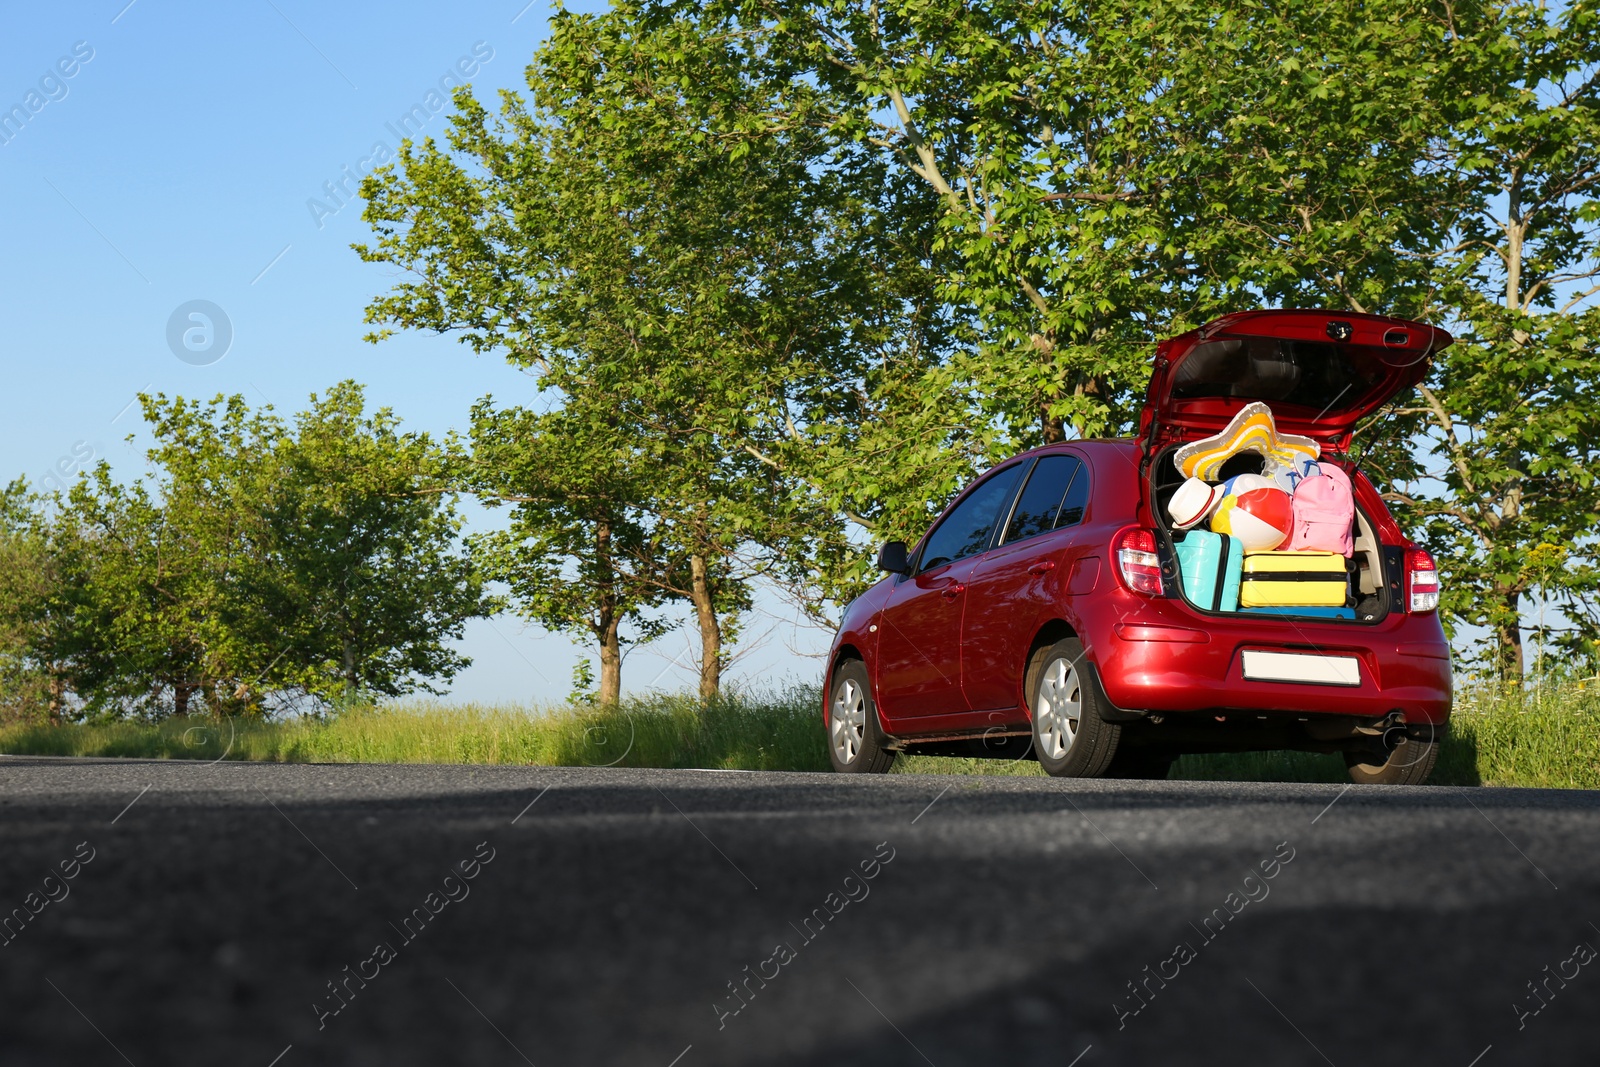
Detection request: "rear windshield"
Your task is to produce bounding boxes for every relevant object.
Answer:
[1171,335,1389,411]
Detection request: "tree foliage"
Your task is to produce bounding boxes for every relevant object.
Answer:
[642,0,1468,434]
[607,0,1600,674]
[0,384,486,719]
[1365,1,1600,675]
[357,5,953,691]
[349,0,1600,680]
[0,481,60,722]
[465,395,675,705]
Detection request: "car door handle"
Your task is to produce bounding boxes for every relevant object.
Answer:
[941,583,966,599]
[1029,561,1057,575]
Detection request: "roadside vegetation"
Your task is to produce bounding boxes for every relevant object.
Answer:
[2,679,1596,790]
[0,689,829,772]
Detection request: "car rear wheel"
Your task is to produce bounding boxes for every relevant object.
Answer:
[828,661,896,774]
[1344,730,1439,785]
[1030,638,1120,777]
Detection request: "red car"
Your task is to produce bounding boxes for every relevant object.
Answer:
[825,310,1452,784]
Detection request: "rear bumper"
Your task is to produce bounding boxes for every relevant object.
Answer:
[1085,593,1452,725]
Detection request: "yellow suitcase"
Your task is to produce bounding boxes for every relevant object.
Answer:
[1239,551,1349,608]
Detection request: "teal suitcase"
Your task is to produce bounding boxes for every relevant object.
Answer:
[1241,605,1356,619]
[1174,530,1241,612]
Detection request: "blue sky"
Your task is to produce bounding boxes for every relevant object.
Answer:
[0,0,833,704]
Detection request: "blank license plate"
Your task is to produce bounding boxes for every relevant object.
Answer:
[1241,650,1361,687]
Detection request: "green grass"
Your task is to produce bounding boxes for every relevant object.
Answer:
[0,689,831,772]
[3,679,1598,788]
[1441,678,1600,788]
[890,678,1600,787]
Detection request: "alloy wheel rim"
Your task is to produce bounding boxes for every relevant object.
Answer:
[1035,656,1081,760]
[831,679,866,764]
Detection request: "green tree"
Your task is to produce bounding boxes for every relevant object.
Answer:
[52,395,273,717]
[0,480,60,721]
[235,382,489,702]
[653,0,1465,438]
[15,385,485,717]
[371,0,1587,649]
[466,397,673,704]
[1368,1,1600,676]
[514,0,1472,613]
[357,10,948,672]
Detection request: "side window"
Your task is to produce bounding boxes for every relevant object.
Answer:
[1003,455,1083,543]
[917,464,1026,571]
[1056,461,1090,528]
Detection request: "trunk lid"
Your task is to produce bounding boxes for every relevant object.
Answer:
[1137,309,1452,456]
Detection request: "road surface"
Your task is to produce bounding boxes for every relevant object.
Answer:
[1,758,1596,1065]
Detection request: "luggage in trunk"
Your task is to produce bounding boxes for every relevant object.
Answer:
[1239,550,1349,608]
[1285,465,1355,556]
[1174,530,1242,612]
[1239,605,1356,619]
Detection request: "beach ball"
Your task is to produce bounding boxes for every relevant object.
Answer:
[1210,474,1293,551]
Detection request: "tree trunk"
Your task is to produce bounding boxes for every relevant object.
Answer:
[1505,171,1523,313]
[598,611,622,705]
[342,638,357,699]
[1034,330,1064,444]
[173,682,193,717]
[1041,408,1064,444]
[1048,372,1107,442]
[1495,590,1524,680]
[47,673,65,724]
[593,518,623,704]
[689,552,721,700]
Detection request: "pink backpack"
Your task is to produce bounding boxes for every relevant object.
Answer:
[1286,464,1354,556]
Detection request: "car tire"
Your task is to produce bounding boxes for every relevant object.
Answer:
[1029,638,1121,777]
[1344,731,1439,785]
[828,660,896,774]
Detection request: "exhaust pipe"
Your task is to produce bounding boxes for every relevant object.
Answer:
[1353,710,1409,750]
[1379,711,1408,751]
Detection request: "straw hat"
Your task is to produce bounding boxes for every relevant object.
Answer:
[1168,477,1223,530]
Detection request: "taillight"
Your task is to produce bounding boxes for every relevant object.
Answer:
[1405,549,1439,613]
[1115,527,1164,596]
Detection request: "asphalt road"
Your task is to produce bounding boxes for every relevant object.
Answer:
[1,758,1597,1066]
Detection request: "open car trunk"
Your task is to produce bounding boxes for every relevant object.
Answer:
[1137,310,1449,625]
[1148,446,1393,623]
[1137,309,1452,454]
